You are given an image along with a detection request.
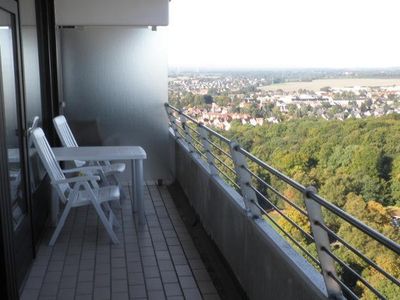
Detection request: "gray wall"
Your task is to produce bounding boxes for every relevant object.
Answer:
[54,0,168,26]
[59,27,171,182]
[172,135,328,300]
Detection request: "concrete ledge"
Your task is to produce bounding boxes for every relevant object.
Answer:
[171,134,328,300]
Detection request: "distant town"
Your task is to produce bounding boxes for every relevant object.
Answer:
[169,69,400,130]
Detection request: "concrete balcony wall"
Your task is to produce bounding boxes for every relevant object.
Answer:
[171,134,328,300]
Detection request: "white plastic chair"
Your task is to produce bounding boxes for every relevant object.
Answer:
[31,127,120,245]
[28,116,40,137]
[52,115,126,191]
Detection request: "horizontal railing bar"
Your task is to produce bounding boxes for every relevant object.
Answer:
[166,103,231,144]
[213,164,241,191]
[208,151,236,175]
[316,221,400,286]
[166,103,199,124]
[199,124,231,144]
[250,185,315,243]
[328,272,359,300]
[252,199,321,268]
[238,147,306,192]
[185,132,203,149]
[309,193,400,255]
[205,138,232,158]
[185,124,200,135]
[166,102,400,277]
[237,146,400,255]
[242,165,308,217]
[322,247,386,300]
[186,140,207,161]
[172,121,185,133]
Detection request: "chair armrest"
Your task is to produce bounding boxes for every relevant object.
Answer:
[53,175,100,184]
[62,166,104,173]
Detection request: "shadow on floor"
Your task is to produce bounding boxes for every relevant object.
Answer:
[168,182,248,300]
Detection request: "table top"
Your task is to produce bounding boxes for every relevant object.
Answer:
[52,146,147,161]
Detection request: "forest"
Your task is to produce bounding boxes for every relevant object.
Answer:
[221,115,400,299]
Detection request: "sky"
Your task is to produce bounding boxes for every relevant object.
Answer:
[167,0,400,69]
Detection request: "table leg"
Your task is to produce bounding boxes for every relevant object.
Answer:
[135,159,145,225]
[131,160,137,213]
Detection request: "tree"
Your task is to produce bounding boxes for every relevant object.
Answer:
[214,95,231,107]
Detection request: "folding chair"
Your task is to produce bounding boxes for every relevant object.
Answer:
[53,115,126,195]
[31,127,120,245]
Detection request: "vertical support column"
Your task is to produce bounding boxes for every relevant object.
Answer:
[304,186,344,300]
[199,126,218,176]
[229,141,261,218]
[180,114,196,155]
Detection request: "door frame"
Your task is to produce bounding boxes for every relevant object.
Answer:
[36,0,60,144]
[0,0,32,298]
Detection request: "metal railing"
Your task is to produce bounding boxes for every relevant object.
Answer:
[165,103,400,300]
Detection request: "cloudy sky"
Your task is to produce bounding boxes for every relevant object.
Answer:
[168,0,400,69]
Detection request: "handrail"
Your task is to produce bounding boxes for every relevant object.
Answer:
[237,146,307,192]
[166,103,400,251]
[166,103,231,143]
[309,193,400,255]
[165,102,400,299]
[233,134,400,256]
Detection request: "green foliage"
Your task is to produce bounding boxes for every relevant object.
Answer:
[214,95,231,106]
[226,116,400,207]
[223,116,400,298]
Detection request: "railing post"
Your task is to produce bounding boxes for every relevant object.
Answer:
[180,114,197,156]
[229,141,261,218]
[165,105,180,139]
[198,126,218,176]
[304,186,344,300]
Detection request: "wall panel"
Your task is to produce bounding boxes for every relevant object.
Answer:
[55,0,168,26]
[60,26,170,181]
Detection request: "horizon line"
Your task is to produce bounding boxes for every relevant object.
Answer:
[168,66,400,72]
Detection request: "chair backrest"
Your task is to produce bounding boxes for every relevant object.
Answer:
[53,115,79,148]
[27,116,40,148]
[53,115,86,167]
[31,128,70,202]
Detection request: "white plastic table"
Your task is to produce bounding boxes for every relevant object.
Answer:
[52,146,147,224]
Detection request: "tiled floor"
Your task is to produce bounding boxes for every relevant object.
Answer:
[21,185,220,300]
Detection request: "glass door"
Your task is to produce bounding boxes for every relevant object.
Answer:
[0,2,33,289]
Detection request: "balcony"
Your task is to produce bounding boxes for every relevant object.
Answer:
[17,105,400,300]
[163,104,400,300]
[1,1,399,299]
[21,184,221,300]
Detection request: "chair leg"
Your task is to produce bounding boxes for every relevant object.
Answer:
[103,202,120,228]
[107,174,124,203]
[91,200,119,244]
[49,201,72,246]
[116,176,126,201]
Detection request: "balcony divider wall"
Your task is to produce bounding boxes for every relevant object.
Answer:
[58,26,170,182]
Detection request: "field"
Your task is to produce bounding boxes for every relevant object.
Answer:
[260,78,400,92]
